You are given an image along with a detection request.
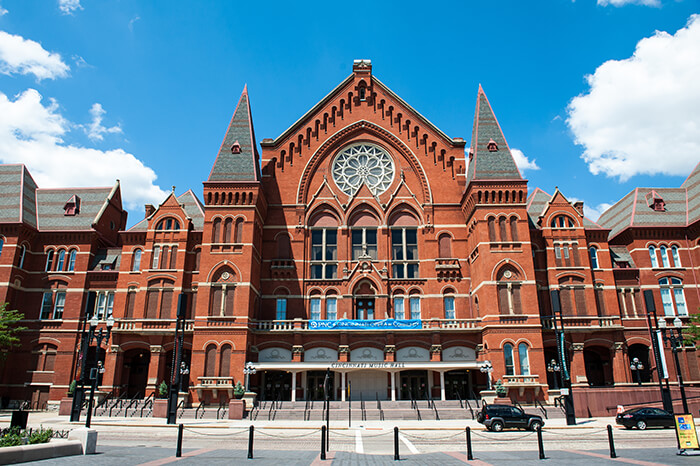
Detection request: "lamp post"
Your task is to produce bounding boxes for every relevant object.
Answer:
[85,314,114,428]
[547,359,561,390]
[630,358,644,386]
[658,317,689,414]
[323,367,330,451]
[178,362,190,394]
[243,362,257,392]
[642,290,674,412]
[167,293,188,425]
[480,360,493,390]
[70,292,97,422]
[550,290,576,425]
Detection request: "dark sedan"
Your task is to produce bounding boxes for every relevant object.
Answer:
[616,407,674,430]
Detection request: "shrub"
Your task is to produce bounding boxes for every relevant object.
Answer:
[158,380,169,399]
[233,381,245,397]
[0,426,53,448]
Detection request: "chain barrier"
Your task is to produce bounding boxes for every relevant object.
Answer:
[400,430,465,442]
[328,429,394,439]
[471,430,536,441]
[542,427,609,437]
[255,428,321,439]
[182,427,249,437]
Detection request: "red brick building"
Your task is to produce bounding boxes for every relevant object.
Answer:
[1,60,698,415]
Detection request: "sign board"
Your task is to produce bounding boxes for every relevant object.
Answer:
[655,330,669,379]
[674,414,699,452]
[309,319,421,330]
[557,332,570,381]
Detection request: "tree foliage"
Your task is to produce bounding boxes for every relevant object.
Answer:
[682,312,700,344]
[0,303,25,360]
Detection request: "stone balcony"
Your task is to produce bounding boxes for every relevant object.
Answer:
[113,319,194,334]
[194,376,234,398]
[503,374,546,396]
[253,318,481,332]
[541,316,622,331]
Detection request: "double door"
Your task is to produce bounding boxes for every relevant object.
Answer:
[400,371,427,400]
[355,298,375,320]
[306,371,334,401]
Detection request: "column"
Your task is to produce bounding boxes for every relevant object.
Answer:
[147,345,164,392]
[440,371,446,401]
[291,371,297,402]
[302,372,307,400]
[611,343,629,384]
[341,372,346,402]
[570,343,586,385]
[391,371,396,401]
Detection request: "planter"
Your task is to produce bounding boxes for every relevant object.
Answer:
[0,439,83,463]
[59,398,73,416]
[152,399,169,418]
[228,399,245,420]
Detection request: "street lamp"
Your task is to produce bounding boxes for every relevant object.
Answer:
[178,362,190,394]
[480,360,493,390]
[167,293,188,425]
[85,315,114,428]
[630,357,644,386]
[658,317,689,414]
[243,362,257,392]
[547,359,561,390]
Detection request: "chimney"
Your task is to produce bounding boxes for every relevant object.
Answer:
[145,204,155,218]
[573,201,584,216]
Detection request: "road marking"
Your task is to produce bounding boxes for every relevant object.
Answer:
[444,451,494,465]
[399,433,420,454]
[355,429,364,453]
[138,448,213,465]
[563,449,670,466]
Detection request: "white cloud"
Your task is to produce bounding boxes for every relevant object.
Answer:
[568,196,613,222]
[0,31,69,80]
[58,0,82,15]
[511,148,540,173]
[128,16,140,32]
[84,103,122,141]
[597,0,660,6]
[567,15,700,181]
[0,89,168,210]
[0,4,8,16]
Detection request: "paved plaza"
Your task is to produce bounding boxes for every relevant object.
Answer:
[2,412,699,465]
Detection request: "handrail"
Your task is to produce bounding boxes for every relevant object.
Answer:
[455,390,464,409]
[95,390,115,415]
[195,401,205,419]
[465,398,475,420]
[109,391,128,416]
[469,389,480,408]
[124,393,141,417]
[268,392,281,421]
[534,398,548,419]
[360,393,366,421]
[409,390,421,420]
[177,399,186,419]
[428,392,439,420]
[140,392,155,417]
[376,393,384,421]
[513,400,524,412]
[217,399,227,419]
[304,398,311,421]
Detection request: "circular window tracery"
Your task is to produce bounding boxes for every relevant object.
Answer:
[332,143,395,197]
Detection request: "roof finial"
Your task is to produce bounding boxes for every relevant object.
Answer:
[172,186,176,193]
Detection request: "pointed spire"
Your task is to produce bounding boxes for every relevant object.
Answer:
[466,86,522,183]
[207,85,261,182]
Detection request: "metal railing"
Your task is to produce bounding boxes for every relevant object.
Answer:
[123,393,141,417]
[216,399,227,419]
[177,399,186,419]
[94,390,115,415]
[107,391,128,417]
[360,393,366,421]
[376,393,384,421]
[534,398,548,419]
[465,398,475,419]
[254,318,481,331]
[195,401,205,419]
[140,392,155,418]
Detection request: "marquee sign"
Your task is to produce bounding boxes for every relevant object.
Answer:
[309,319,421,330]
[330,362,407,369]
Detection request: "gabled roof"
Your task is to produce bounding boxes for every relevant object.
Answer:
[526,187,604,230]
[466,86,522,183]
[36,185,116,230]
[207,85,261,182]
[128,190,205,231]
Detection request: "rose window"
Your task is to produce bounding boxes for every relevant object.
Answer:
[332,143,395,197]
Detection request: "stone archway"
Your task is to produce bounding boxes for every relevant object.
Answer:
[121,349,150,398]
[353,280,376,320]
[584,346,614,387]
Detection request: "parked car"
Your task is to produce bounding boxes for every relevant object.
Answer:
[615,407,674,430]
[476,404,544,432]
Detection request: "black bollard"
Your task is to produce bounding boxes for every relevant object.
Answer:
[247,425,254,459]
[466,426,473,461]
[321,425,327,460]
[176,423,183,458]
[394,426,400,461]
[537,425,545,460]
[607,424,617,458]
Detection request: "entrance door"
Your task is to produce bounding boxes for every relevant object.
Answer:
[355,298,375,320]
[30,387,49,410]
[347,371,388,401]
[122,349,150,398]
[306,371,334,401]
[445,370,471,400]
[263,371,292,401]
[400,370,428,400]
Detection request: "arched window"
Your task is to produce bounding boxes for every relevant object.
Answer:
[31,344,57,372]
[589,247,599,269]
[393,293,405,319]
[649,245,658,268]
[326,293,337,320]
[210,268,235,317]
[204,344,217,377]
[212,218,222,243]
[310,211,338,279]
[156,217,180,230]
[487,217,496,242]
[559,276,586,316]
[438,234,452,259]
[498,216,507,241]
[671,246,681,267]
[390,211,419,279]
[40,288,66,320]
[45,250,54,272]
[497,267,522,315]
[518,343,530,376]
[67,249,76,271]
[504,343,515,376]
[234,218,244,243]
[551,215,574,228]
[145,279,174,319]
[223,218,232,243]
[276,234,291,259]
[219,344,231,377]
[125,287,136,318]
[152,246,160,269]
[443,292,455,319]
[509,217,519,242]
[409,291,421,320]
[0,238,3,256]
[310,294,322,320]
[18,244,26,269]
[132,249,142,271]
[56,249,65,271]
[660,246,671,268]
[161,246,170,270]
[350,209,379,260]
[659,277,687,316]
[169,246,177,269]
[193,248,201,271]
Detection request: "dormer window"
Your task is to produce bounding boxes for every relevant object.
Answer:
[231,141,241,154]
[550,215,574,228]
[645,190,665,212]
[64,195,80,216]
[487,139,498,152]
[156,217,181,231]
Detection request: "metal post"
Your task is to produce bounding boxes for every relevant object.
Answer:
[71,292,96,422]
[247,425,254,459]
[176,423,183,457]
[348,381,351,428]
[550,290,576,425]
[324,368,330,451]
[85,374,97,428]
[669,328,689,413]
[643,290,673,412]
[607,424,616,458]
[394,426,400,461]
[537,425,545,460]
[320,425,326,460]
[466,426,473,461]
[168,294,187,425]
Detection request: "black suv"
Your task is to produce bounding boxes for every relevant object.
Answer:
[476,404,544,432]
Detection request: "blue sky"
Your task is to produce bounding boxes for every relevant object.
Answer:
[0,0,698,226]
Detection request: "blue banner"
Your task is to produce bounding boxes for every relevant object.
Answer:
[308,319,422,330]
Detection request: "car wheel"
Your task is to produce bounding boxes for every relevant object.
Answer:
[636,420,647,430]
[530,420,542,431]
[491,421,504,432]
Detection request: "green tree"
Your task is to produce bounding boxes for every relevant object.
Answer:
[682,312,700,344]
[0,303,25,360]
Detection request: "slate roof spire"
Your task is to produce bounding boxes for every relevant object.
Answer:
[207,85,261,182]
[466,85,522,183]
